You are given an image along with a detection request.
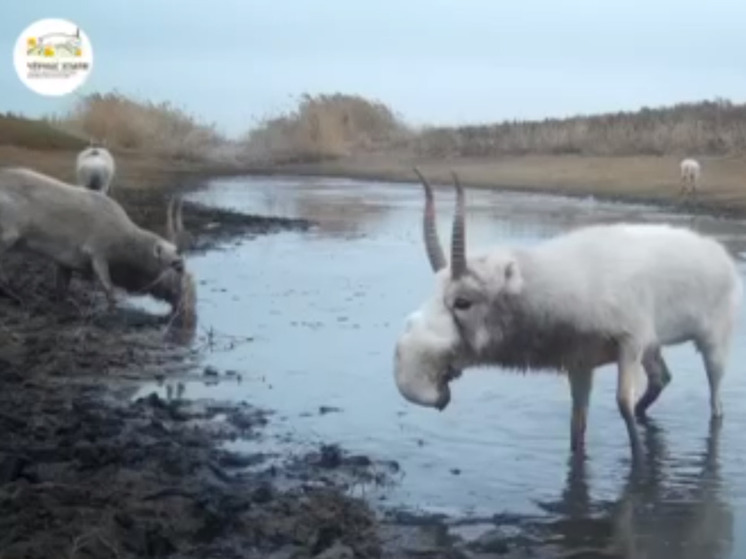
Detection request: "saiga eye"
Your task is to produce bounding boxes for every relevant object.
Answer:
[453,297,472,311]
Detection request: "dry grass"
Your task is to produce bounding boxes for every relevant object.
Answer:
[241,93,412,164]
[243,95,746,163]
[50,92,231,162]
[0,92,245,187]
[413,98,746,159]
[4,90,746,215]
[0,113,87,151]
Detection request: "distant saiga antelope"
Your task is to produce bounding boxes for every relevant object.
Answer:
[76,139,116,195]
[679,158,701,199]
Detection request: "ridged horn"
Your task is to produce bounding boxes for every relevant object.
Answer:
[449,171,466,278]
[166,197,176,243]
[413,167,446,272]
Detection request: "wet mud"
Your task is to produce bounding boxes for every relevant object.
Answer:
[0,186,393,559]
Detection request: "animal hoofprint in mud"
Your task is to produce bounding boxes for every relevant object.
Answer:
[0,167,196,326]
[76,143,116,195]
[393,168,742,457]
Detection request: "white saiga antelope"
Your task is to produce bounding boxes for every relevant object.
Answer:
[679,158,701,198]
[76,142,116,195]
[393,168,742,458]
[0,167,195,324]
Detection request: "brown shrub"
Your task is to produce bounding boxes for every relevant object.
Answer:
[412,98,746,158]
[51,92,227,161]
[241,93,413,164]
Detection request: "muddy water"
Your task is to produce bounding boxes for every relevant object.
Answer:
[138,175,746,556]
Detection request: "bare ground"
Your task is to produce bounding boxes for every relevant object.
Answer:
[0,180,394,559]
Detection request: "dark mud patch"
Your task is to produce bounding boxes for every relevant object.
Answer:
[0,386,382,559]
[271,443,402,497]
[0,182,386,559]
[112,184,314,254]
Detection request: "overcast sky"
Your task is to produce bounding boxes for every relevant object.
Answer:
[3,0,745,138]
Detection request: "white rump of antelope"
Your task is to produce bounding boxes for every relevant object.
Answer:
[393,168,742,458]
[76,142,116,195]
[679,158,700,197]
[0,167,195,327]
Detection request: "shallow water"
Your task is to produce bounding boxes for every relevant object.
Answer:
[137,175,746,557]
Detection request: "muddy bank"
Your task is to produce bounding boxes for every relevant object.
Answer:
[0,384,382,559]
[112,184,314,253]
[0,185,391,559]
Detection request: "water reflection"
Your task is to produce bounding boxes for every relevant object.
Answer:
[158,174,746,558]
[292,190,393,237]
[538,419,732,559]
[191,176,396,238]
